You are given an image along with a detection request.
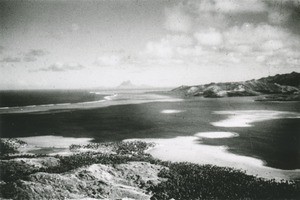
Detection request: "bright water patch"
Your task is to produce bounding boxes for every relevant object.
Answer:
[211,110,300,127]
[126,137,300,180]
[161,109,185,114]
[195,132,239,138]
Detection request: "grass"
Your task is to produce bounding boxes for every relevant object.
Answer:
[1,140,300,199]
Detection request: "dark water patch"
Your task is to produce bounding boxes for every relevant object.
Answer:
[0,90,105,107]
[1,97,300,170]
[201,118,300,170]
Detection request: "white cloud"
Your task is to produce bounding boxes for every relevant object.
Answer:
[286,57,300,65]
[261,40,284,51]
[213,0,266,13]
[95,55,123,66]
[143,34,193,59]
[164,5,192,33]
[256,55,266,63]
[176,46,203,56]
[268,9,291,25]
[223,24,291,49]
[71,23,80,32]
[142,17,300,72]
[0,56,21,63]
[194,28,223,46]
[221,23,300,69]
[145,40,174,58]
[38,62,84,72]
[23,49,48,62]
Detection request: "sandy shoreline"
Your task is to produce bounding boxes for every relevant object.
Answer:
[10,133,300,181]
[2,106,300,181]
[126,135,300,180]
[211,110,300,127]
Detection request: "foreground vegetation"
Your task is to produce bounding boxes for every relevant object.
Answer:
[0,138,26,155]
[1,140,299,199]
[150,163,299,200]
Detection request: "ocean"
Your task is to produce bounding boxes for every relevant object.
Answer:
[0,89,299,173]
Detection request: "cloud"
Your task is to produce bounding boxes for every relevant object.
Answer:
[165,0,300,33]
[222,24,296,52]
[26,49,47,57]
[194,28,223,46]
[265,0,300,25]
[142,1,300,72]
[268,9,291,25]
[23,56,37,62]
[211,0,266,13]
[143,34,193,59]
[70,23,80,32]
[37,62,85,72]
[0,46,4,54]
[190,0,267,13]
[95,54,124,66]
[0,56,21,63]
[164,5,193,32]
[23,49,48,62]
[1,49,48,63]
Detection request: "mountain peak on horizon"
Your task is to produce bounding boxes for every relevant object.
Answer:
[117,80,153,89]
[118,80,134,88]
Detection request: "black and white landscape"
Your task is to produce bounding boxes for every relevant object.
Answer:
[0,0,300,199]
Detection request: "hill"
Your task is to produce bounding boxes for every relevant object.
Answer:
[171,72,300,101]
[117,80,152,89]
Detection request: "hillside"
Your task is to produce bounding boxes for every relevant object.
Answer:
[1,139,299,199]
[171,72,300,100]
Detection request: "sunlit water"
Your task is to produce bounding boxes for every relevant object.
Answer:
[1,90,299,175]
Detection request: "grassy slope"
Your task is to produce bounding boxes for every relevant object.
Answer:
[0,140,299,199]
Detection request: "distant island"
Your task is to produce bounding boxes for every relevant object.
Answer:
[171,72,300,101]
[117,80,152,89]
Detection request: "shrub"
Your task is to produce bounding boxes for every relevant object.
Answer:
[0,139,26,155]
[149,162,300,200]
[113,141,154,155]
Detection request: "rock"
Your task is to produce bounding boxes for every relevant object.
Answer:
[9,162,166,200]
[12,157,60,168]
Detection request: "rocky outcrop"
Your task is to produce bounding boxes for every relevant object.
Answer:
[11,162,164,200]
[0,141,164,200]
[0,139,27,155]
[172,72,300,99]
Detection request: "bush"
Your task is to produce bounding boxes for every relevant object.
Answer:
[48,151,158,174]
[113,141,154,155]
[1,141,299,200]
[149,162,300,200]
[0,161,39,182]
[0,139,26,155]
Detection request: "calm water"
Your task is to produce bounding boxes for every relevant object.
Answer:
[0,90,299,170]
[0,90,105,107]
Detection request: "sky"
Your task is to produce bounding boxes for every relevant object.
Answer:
[0,0,300,90]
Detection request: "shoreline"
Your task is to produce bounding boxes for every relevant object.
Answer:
[1,137,299,199]
[126,136,300,181]
[4,134,299,181]
[0,93,183,114]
